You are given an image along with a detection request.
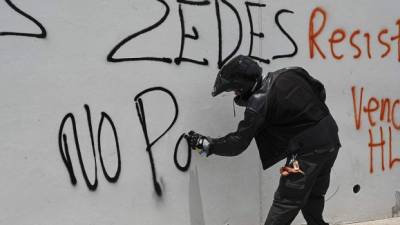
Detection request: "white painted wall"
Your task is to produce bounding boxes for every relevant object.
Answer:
[0,0,399,225]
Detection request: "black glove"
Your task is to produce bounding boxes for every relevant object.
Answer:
[187,131,211,157]
[187,130,204,149]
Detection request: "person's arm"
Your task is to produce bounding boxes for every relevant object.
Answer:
[188,93,268,157]
[208,106,265,156]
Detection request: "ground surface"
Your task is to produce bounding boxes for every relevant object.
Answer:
[346,217,400,225]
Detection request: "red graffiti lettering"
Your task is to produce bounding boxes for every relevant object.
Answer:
[368,127,385,173]
[363,97,379,127]
[329,29,346,60]
[378,28,391,58]
[390,19,400,62]
[309,7,400,61]
[389,126,400,169]
[393,100,400,130]
[309,7,327,59]
[350,30,362,59]
[352,86,400,174]
[352,86,364,129]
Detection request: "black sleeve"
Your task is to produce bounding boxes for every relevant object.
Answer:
[209,107,266,156]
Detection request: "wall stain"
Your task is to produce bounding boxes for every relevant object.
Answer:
[392,191,400,217]
[189,167,206,225]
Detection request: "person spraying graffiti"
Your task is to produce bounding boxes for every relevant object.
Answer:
[187,55,341,225]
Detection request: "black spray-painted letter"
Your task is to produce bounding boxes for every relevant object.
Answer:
[174,0,210,65]
[174,133,191,172]
[0,0,46,38]
[107,0,172,63]
[58,105,121,191]
[134,87,179,196]
[215,0,243,68]
[245,1,268,64]
[272,9,298,60]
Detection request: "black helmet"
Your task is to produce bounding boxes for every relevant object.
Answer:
[212,55,262,97]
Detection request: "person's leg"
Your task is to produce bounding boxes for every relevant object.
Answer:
[301,149,339,225]
[300,171,330,225]
[264,157,320,225]
[264,174,305,225]
[264,148,339,225]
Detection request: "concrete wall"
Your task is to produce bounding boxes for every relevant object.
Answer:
[0,0,399,224]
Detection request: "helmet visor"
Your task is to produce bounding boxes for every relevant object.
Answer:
[211,71,236,97]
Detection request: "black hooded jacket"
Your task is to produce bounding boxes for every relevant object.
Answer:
[209,67,341,170]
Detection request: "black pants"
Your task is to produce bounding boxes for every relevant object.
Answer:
[264,147,339,225]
